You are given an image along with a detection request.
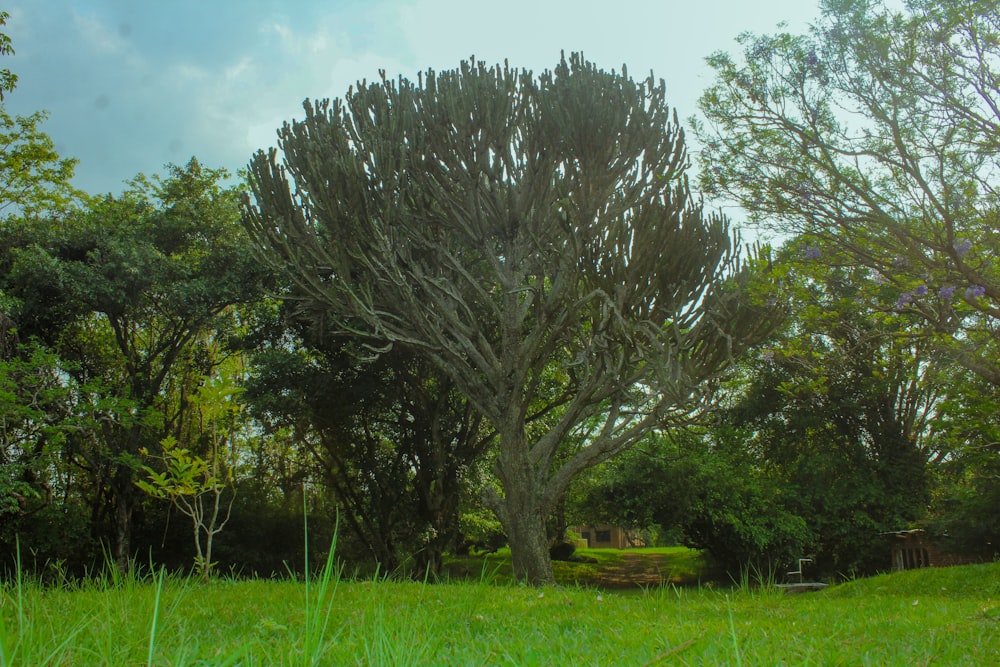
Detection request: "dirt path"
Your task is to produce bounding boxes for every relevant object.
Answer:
[589,552,685,589]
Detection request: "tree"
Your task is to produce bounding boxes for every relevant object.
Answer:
[0,345,73,522]
[925,367,1000,559]
[696,0,1000,387]
[578,249,942,577]
[0,10,82,218]
[136,372,242,582]
[243,308,492,576]
[572,427,809,576]
[721,249,938,575]
[0,159,269,572]
[0,11,17,99]
[244,54,779,584]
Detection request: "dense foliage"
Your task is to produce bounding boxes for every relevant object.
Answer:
[0,4,996,582]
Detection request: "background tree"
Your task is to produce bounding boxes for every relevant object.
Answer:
[136,369,243,582]
[576,251,941,577]
[243,302,492,576]
[0,109,82,218]
[244,54,779,584]
[925,368,1000,559]
[0,10,82,219]
[572,427,809,576]
[0,159,268,571]
[0,11,16,99]
[696,0,1000,387]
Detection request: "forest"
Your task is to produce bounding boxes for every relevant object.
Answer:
[1,0,998,587]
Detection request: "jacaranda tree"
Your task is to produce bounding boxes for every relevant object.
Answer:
[696,0,1000,387]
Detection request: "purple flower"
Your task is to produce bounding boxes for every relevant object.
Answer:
[806,48,820,69]
[938,285,956,300]
[966,285,986,300]
[802,246,821,259]
[954,239,972,257]
[792,182,813,204]
[914,284,928,297]
[897,292,913,307]
[762,350,775,362]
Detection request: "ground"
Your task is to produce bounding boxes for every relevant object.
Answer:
[585,550,698,589]
[446,546,706,588]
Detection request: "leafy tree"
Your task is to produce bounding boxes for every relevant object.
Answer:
[925,369,1000,558]
[696,0,1000,387]
[243,304,492,576]
[0,10,17,99]
[0,11,82,218]
[722,252,938,575]
[0,159,269,571]
[577,253,940,576]
[244,54,779,583]
[0,110,83,218]
[573,427,809,576]
[0,341,127,573]
[0,345,72,520]
[136,371,242,582]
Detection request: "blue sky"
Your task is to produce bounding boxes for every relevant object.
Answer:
[4,0,821,197]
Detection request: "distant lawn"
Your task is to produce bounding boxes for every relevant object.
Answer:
[3,558,997,664]
[444,546,707,588]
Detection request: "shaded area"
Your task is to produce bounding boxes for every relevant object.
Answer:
[445,547,707,589]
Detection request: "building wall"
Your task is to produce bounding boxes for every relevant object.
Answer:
[885,530,982,571]
[572,525,645,549]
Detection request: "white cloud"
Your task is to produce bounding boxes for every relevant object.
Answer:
[158,15,412,170]
[5,0,824,196]
[72,11,128,55]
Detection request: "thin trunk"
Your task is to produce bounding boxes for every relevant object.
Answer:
[112,478,134,575]
[193,508,206,581]
[201,490,222,583]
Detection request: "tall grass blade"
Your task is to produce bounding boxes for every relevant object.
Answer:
[726,595,743,667]
[146,567,166,667]
[301,495,342,666]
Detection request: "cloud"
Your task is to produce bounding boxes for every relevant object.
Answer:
[72,11,129,54]
[152,13,412,172]
[5,0,821,196]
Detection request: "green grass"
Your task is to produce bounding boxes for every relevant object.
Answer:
[1,557,998,665]
[444,545,707,588]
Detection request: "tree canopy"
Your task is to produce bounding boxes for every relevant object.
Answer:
[1,159,269,571]
[244,53,779,584]
[696,0,1000,386]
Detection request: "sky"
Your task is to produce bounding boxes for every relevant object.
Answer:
[4,0,823,198]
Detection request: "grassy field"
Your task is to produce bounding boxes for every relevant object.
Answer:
[1,550,998,665]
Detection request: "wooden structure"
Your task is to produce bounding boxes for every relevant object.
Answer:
[881,529,981,571]
[572,525,645,549]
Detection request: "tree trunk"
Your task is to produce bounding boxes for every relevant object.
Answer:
[505,502,554,585]
[112,477,134,575]
[490,437,555,585]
